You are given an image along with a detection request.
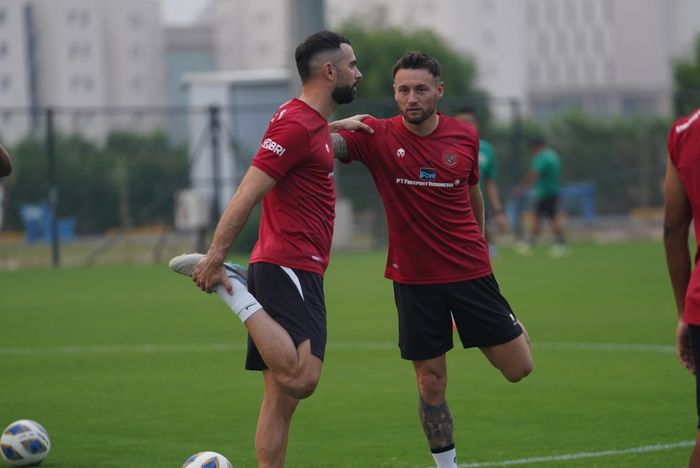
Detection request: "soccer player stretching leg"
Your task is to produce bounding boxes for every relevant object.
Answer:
[331,52,532,468]
[170,31,362,468]
[664,107,700,468]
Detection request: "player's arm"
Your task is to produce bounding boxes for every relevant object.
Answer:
[192,166,276,294]
[484,179,507,232]
[469,183,485,235]
[0,144,12,177]
[663,157,695,373]
[329,114,374,161]
[331,133,349,161]
[664,157,692,315]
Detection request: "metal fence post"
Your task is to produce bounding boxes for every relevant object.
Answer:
[208,105,222,225]
[509,98,525,240]
[46,107,60,267]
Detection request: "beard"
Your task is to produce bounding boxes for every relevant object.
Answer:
[332,83,356,105]
[401,105,436,125]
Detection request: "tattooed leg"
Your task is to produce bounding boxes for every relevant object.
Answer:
[418,397,454,451]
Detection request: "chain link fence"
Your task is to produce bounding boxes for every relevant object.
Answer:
[0,96,682,270]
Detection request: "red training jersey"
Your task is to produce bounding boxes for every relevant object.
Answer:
[338,114,492,284]
[249,98,335,275]
[668,108,700,325]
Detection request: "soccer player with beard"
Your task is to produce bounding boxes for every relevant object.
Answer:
[331,52,532,468]
[169,30,361,468]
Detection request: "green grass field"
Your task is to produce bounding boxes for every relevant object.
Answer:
[0,241,694,467]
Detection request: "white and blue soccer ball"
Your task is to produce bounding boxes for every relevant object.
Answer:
[182,451,233,468]
[0,419,51,466]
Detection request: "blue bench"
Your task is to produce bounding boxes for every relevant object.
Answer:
[19,203,76,244]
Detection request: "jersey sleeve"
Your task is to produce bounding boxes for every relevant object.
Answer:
[336,117,379,167]
[252,120,310,181]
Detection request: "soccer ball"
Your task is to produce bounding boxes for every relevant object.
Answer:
[182,451,233,468]
[0,420,51,466]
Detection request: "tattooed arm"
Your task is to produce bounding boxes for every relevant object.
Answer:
[329,114,374,161]
[331,133,350,161]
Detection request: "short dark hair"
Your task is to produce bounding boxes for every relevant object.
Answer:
[295,30,351,83]
[392,52,442,79]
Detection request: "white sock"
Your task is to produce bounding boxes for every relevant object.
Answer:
[432,447,457,468]
[215,280,262,323]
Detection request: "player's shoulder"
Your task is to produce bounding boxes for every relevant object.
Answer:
[441,114,478,141]
[270,99,324,132]
[672,108,700,137]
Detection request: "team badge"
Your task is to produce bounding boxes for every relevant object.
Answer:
[443,153,457,166]
[396,148,406,158]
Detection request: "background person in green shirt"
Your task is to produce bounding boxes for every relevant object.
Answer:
[454,108,507,255]
[514,135,568,255]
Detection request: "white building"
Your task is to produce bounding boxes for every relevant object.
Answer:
[0,0,32,144]
[0,0,165,144]
[208,0,700,120]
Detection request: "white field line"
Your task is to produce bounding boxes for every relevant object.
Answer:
[0,341,674,356]
[454,440,694,467]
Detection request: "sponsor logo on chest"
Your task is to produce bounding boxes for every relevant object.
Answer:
[419,167,436,180]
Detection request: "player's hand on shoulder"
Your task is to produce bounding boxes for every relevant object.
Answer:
[329,114,374,134]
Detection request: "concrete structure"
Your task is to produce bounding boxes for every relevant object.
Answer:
[0,0,33,144]
[164,23,216,144]
[0,0,165,144]
[182,69,290,216]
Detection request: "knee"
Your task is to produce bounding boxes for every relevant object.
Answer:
[281,374,319,400]
[417,370,447,402]
[504,361,533,383]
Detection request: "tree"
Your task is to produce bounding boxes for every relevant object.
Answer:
[4,131,188,234]
[673,35,700,115]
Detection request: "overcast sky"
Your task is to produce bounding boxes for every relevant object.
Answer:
[160,0,210,25]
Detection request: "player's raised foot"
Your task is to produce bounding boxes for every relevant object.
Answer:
[168,253,260,322]
[168,253,205,277]
[169,253,249,287]
[223,262,249,287]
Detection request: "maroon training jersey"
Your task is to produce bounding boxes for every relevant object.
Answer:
[339,114,492,284]
[668,108,700,325]
[249,98,335,275]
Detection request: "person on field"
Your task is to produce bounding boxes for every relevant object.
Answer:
[513,135,568,256]
[331,52,532,468]
[664,107,700,468]
[169,30,362,468]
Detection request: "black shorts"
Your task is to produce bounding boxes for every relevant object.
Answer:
[393,274,523,361]
[245,262,327,371]
[689,324,700,427]
[536,196,559,219]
